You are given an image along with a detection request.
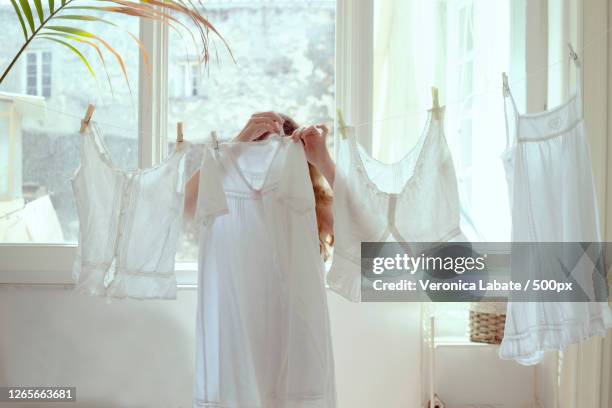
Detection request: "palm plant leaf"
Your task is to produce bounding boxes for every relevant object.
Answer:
[42,36,95,78]
[38,31,114,94]
[9,0,28,40]
[0,0,232,95]
[44,25,132,96]
[32,0,44,24]
[53,15,117,25]
[17,0,35,33]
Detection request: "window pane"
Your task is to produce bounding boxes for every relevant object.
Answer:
[0,4,140,243]
[167,0,336,261]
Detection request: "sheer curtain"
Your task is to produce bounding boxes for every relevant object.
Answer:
[445,0,511,242]
[372,0,444,161]
[372,0,511,242]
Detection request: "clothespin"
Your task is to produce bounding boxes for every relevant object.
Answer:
[568,43,578,62]
[176,122,184,143]
[431,87,440,121]
[80,104,95,134]
[336,108,348,139]
[502,72,510,97]
[211,131,219,151]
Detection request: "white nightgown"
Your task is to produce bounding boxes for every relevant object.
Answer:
[500,57,612,365]
[193,135,336,408]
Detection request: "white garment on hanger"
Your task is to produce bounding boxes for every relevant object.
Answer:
[500,58,612,365]
[194,136,336,408]
[328,108,465,302]
[71,122,190,300]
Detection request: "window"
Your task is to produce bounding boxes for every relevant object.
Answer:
[0,7,140,245]
[41,51,52,97]
[26,53,38,96]
[24,50,53,97]
[0,0,335,280]
[176,61,201,98]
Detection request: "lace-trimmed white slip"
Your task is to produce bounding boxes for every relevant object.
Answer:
[71,121,191,300]
[500,54,612,365]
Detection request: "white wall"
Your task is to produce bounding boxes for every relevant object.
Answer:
[0,284,543,408]
[0,286,423,408]
[435,345,534,408]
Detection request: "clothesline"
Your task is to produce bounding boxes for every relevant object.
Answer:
[3,24,612,139]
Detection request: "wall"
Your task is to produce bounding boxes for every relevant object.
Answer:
[0,286,423,408]
[0,283,542,408]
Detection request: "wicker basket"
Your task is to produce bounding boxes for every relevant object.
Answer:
[469,301,507,345]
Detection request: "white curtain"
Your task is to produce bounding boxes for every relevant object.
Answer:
[372,0,444,162]
[445,0,511,242]
[373,0,511,242]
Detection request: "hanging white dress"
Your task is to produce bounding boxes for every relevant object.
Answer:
[500,57,612,365]
[71,122,191,300]
[328,108,465,302]
[193,135,336,408]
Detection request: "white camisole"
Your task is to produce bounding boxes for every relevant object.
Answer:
[71,122,191,300]
[328,108,465,302]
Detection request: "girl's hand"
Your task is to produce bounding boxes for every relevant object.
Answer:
[235,112,283,142]
[292,124,331,168]
[292,124,336,187]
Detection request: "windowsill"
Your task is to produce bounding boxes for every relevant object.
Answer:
[0,244,201,288]
[434,337,499,348]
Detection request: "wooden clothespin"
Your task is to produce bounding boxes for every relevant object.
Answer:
[568,43,578,61]
[336,108,348,139]
[176,122,184,143]
[502,72,510,97]
[211,131,219,151]
[80,104,95,134]
[431,87,440,121]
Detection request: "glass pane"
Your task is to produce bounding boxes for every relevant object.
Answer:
[167,0,336,261]
[0,3,140,243]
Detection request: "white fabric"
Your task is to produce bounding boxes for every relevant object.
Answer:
[372,0,444,163]
[194,136,336,408]
[328,109,465,302]
[0,196,64,243]
[71,122,190,300]
[500,61,612,365]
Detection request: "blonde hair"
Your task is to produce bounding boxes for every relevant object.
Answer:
[280,114,334,260]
